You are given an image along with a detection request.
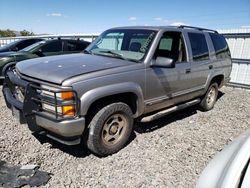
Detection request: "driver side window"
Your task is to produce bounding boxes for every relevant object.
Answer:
[155,32,186,63]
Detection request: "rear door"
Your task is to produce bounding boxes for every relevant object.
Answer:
[186,32,212,89]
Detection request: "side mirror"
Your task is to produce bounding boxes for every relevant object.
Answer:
[152,57,175,68]
[34,49,44,57]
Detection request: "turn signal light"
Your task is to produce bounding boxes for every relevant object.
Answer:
[62,105,75,116]
[61,91,74,100]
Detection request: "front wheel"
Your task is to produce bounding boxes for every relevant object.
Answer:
[199,83,218,111]
[87,102,133,156]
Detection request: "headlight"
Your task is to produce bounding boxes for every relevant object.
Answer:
[40,85,76,117]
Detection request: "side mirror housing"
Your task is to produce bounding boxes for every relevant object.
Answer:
[152,57,175,68]
[34,49,44,57]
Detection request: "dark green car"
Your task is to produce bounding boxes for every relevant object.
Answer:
[0,39,90,79]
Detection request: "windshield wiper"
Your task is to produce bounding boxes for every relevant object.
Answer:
[98,50,139,63]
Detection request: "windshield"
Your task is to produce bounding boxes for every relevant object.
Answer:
[86,29,157,62]
[20,41,46,52]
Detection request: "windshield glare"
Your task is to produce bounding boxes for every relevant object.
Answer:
[87,29,157,62]
[20,41,46,52]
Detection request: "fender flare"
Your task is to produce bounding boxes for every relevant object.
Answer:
[205,70,225,90]
[80,82,144,118]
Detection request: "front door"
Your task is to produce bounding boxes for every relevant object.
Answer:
[145,31,192,112]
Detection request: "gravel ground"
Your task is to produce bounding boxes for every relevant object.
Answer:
[0,86,250,188]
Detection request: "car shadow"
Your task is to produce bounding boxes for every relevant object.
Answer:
[134,90,225,134]
[134,105,198,134]
[32,133,91,158]
[217,90,225,100]
[32,130,137,158]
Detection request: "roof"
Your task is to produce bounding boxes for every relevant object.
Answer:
[108,25,218,34]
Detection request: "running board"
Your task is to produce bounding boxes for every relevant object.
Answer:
[140,99,201,123]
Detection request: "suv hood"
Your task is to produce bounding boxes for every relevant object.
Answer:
[16,53,134,85]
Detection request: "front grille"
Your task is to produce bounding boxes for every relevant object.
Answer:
[27,84,78,120]
[5,69,78,121]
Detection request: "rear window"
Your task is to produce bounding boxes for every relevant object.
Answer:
[188,33,209,61]
[209,33,230,59]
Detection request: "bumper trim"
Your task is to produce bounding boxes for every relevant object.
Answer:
[7,70,28,88]
[36,115,85,138]
[3,87,23,110]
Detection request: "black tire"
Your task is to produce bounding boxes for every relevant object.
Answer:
[87,102,133,156]
[199,83,218,111]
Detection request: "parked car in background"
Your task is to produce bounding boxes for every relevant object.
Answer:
[0,39,90,79]
[196,130,250,188]
[0,38,44,53]
[3,26,232,156]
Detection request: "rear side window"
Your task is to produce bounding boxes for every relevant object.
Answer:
[209,33,230,59]
[188,33,209,61]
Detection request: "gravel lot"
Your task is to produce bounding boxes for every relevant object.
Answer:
[0,86,250,188]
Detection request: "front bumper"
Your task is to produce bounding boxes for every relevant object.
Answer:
[3,70,85,145]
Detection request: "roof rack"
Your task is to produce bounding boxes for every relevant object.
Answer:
[178,25,218,33]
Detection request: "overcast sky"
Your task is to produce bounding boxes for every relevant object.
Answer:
[0,0,249,34]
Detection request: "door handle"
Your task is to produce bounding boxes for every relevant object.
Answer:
[186,68,191,74]
[209,65,213,69]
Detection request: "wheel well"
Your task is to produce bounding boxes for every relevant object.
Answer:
[211,75,224,88]
[85,93,138,125]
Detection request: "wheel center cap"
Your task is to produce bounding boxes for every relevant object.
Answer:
[110,125,118,134]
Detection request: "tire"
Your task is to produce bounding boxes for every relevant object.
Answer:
[87,102,133,156]
[199,82,218,111]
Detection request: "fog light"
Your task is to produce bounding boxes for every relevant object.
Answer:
[62,105,75,116]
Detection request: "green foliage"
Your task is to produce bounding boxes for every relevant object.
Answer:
[0,29,16,37]
[20,30,34,36]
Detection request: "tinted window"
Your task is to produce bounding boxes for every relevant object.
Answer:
[66,41,87,52]
[188,33,209,61]
[16,39,41,50]
[41,41,62,52]
[209,33,230,59]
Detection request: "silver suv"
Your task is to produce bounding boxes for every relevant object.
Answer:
[3,25,232,156]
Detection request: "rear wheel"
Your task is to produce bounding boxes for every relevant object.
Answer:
[199,83,218,111]
[87,102,133,156]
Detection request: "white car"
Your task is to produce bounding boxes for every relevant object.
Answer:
[196,130,250,188]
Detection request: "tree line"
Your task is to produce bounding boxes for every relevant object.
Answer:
[0,29,34,37]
